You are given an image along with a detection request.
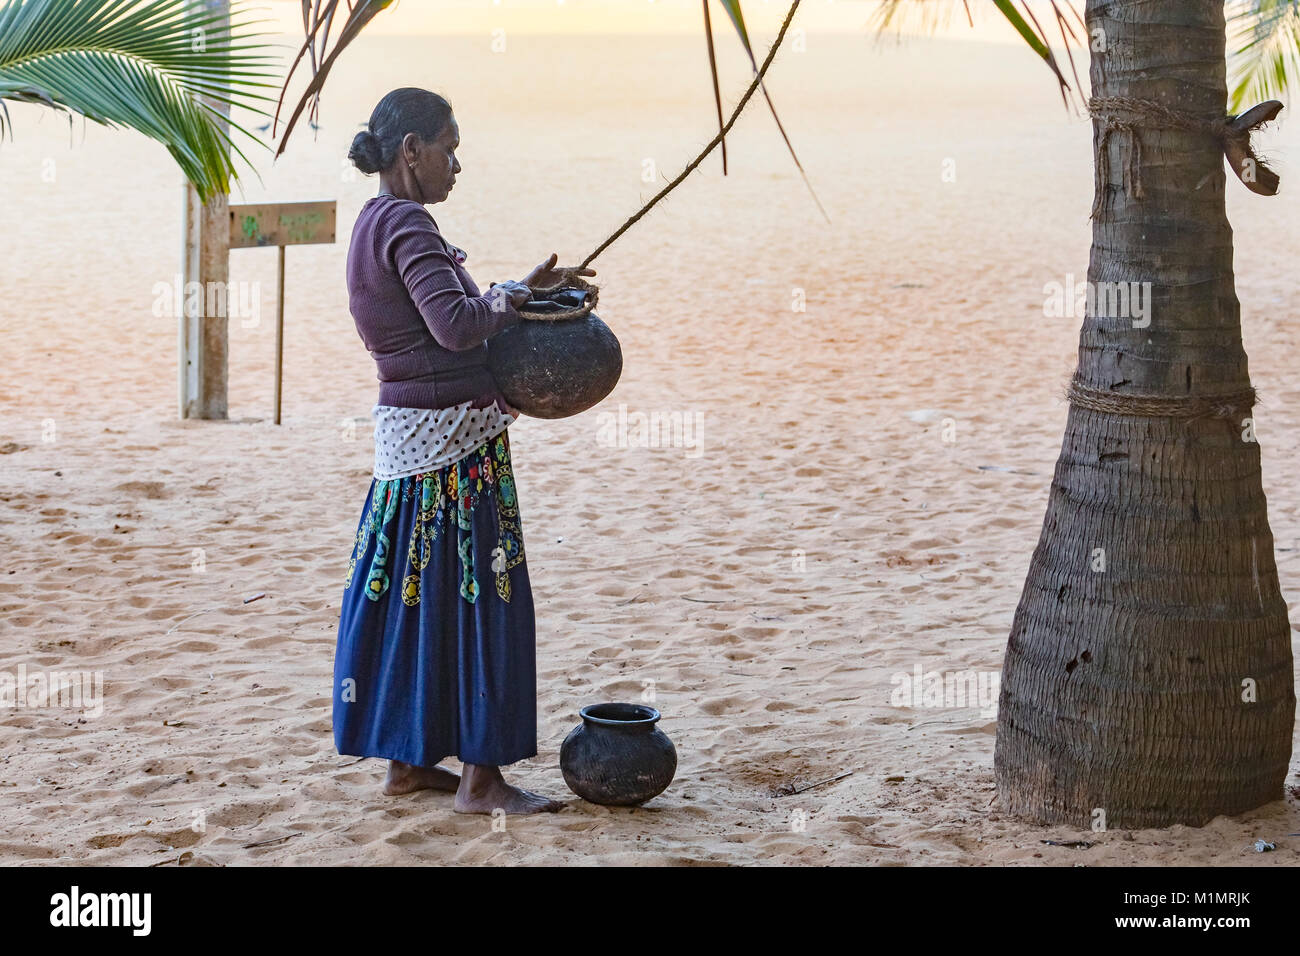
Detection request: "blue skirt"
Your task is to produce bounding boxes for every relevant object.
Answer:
[333,430,537,767]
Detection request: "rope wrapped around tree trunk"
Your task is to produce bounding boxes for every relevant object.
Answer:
[1089,95,1283,218]
[1074,95,1279,421]
[1066,377,1257,421]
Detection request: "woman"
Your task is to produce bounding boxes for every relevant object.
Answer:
[334,87,593,814]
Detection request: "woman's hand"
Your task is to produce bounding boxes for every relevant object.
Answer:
[489,279,533,309]
[522,253,596,291]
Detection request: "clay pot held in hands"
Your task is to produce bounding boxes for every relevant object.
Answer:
[486,311,622,420]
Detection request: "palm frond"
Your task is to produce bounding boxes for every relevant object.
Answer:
[0,0,281,201]
[707,1,827,220]
[272,0,395,159]
[1228,0,1300,111]
[871,0,972,34]
[274,0,827,219]
[700,0,727,175]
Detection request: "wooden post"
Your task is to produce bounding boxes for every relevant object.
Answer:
[178,0,231,420]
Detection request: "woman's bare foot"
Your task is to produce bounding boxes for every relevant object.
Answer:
[383,759,461,796]
[453,763,563,814]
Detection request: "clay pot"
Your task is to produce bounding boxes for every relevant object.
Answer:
[559,703,677,807]
[486,312,622,419]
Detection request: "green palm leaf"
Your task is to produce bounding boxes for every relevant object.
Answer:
[0,0,281,202]
[1228,0,1300,110]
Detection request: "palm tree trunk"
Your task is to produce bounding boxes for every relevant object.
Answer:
[994,0,1295,828]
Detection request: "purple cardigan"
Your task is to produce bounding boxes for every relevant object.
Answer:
[346,193,523,410]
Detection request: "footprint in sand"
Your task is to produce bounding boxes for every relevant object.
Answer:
[113,480,168,499]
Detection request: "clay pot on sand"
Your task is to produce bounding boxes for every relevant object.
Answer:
[559,703,677,806]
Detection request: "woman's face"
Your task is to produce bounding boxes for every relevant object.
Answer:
[407,114,461,204]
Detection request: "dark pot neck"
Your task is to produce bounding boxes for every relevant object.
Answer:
[583,715,658,734]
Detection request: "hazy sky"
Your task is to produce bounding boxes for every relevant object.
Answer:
[254,0,1060,39]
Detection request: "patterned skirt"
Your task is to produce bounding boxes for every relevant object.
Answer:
[333,430,536,767]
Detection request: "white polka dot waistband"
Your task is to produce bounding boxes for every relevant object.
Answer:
[371,401,514,480]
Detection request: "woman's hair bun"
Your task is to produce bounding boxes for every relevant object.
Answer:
[349,129,384,175]
[350,89,452,176]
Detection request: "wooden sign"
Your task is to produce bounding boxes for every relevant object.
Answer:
[227,199,338,425]
[229,200,336,248]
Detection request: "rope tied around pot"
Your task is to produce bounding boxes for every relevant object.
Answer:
[1066,377,1257,421]
[1089,96,1283,218]
[515,268,600,321]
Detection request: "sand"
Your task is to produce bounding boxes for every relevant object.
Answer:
[0,28,1297,865]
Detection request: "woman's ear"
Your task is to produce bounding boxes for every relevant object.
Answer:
[401,131,421,169]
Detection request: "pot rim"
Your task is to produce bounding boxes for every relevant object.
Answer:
[579,702,661,727]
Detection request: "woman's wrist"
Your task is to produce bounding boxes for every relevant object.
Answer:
[487,280,527,315]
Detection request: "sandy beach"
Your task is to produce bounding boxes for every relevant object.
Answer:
[1,22,1298,865]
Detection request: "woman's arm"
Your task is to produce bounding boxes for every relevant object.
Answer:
[385,205,523,352]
